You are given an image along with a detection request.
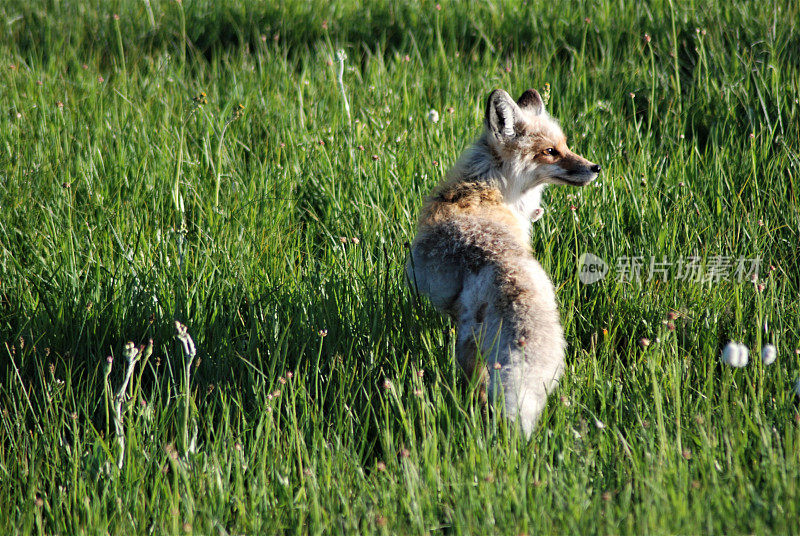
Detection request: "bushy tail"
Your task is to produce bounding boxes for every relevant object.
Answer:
[455,258,566,435]
[490,354,563,436]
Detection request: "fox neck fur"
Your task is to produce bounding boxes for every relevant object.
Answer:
[440,133,549,239]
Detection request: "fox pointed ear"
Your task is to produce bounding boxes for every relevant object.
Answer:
[517,89,545,115]
[485,89,519,141]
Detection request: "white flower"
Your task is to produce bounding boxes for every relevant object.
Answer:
[721,341,749,368]
[761,344,777,365]
[426,109,440,123]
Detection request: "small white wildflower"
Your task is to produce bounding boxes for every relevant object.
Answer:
[594,419,605,429]
[761,344,777,366]
[426,109,440,124]
[721,341,749,368]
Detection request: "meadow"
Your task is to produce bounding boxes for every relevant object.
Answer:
[1,0,799,533]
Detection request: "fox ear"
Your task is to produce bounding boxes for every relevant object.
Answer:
[517,89,545,115]
[485,89,519,141]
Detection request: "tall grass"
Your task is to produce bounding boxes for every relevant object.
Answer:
[1,0,799,533]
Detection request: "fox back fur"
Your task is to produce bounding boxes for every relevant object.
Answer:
[406,88,600,435]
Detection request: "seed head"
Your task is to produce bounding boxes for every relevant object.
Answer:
[721,341,749,367]
[761,344,777,365]
[594,419,605,429]
[541,83,551,105]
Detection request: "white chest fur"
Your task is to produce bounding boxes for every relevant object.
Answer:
[508,184,547,235]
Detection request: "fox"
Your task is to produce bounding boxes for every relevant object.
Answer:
[406,88,600,436]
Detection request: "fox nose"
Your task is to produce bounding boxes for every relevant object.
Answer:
[590,164,601,174]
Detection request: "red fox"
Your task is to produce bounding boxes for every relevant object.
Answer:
[407,88,600,435]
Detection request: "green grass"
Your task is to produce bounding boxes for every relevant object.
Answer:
[1,0,800,533]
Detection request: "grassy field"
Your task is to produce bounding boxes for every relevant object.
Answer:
[1,0,799,533]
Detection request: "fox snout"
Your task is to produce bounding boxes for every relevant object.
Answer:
[559,152,601,185]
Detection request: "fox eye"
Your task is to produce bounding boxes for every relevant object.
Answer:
[543,147,559,156]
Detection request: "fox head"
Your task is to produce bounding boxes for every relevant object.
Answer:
[483,88,600,190]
